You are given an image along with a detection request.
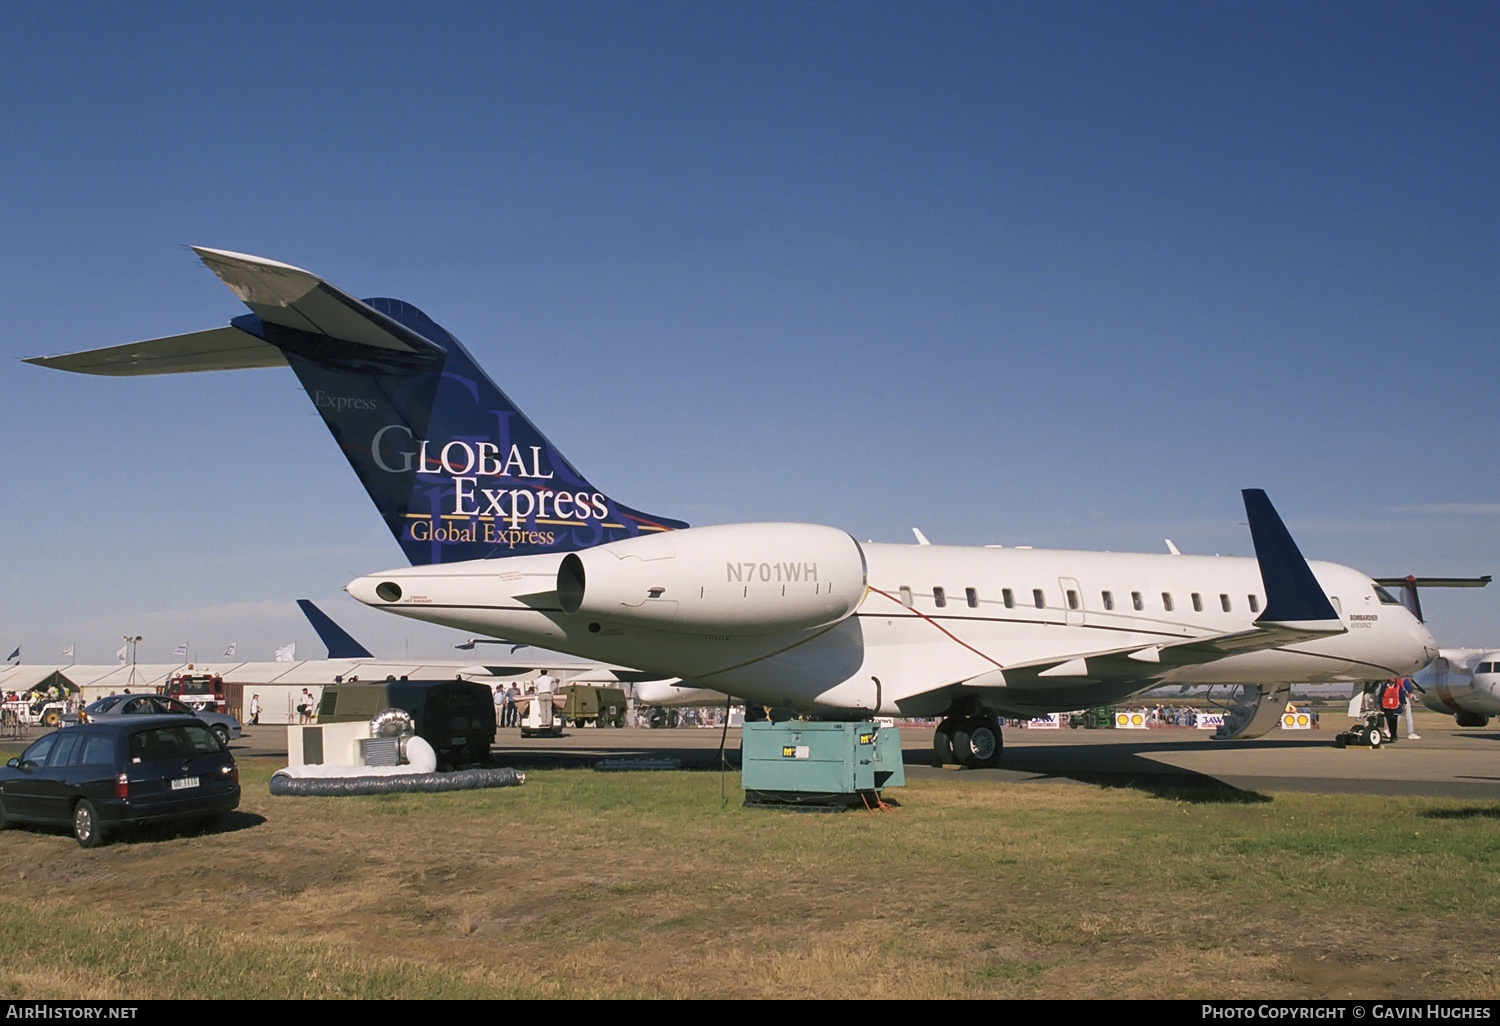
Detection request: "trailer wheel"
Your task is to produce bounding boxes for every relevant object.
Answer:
[1367,729,1382,748]
[43,710,60,728]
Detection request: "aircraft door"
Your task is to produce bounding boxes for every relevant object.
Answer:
[1059,578,1084,627]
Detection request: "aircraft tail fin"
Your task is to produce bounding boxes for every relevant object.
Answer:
[27,248,688,565]
[296,600,374,660]
[1241,489,1342,629]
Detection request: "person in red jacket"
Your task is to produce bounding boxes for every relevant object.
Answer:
[1379,678,1404,741]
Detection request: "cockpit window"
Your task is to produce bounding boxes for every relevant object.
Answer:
[1478,662,1494,674]
[1374,586,1402,605]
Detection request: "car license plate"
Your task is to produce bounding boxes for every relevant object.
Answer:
[171,776,199,790]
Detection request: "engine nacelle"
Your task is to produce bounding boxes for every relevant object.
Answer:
[557,523,866,636]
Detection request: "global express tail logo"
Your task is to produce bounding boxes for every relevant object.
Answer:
[371,425,615,548]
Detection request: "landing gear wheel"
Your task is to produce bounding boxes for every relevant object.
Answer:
[73,800,107,849]
[934,719,956,766]
[952,717,1003,769]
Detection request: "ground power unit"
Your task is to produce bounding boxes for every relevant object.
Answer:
[741,721,905,810]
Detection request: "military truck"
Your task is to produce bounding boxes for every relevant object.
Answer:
[557,685,627,728]
[315,680,496,769]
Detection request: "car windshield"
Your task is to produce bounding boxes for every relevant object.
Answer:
[127,724,223,764]
[19,734,57,766]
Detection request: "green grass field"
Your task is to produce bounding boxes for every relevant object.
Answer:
[1,756,1498,998]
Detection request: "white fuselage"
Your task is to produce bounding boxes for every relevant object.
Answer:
[348,538,1436,717]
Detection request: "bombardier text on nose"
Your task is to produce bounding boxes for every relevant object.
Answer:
[29,248,1437,767]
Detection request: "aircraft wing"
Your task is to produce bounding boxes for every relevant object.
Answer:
[968,620,1346,688]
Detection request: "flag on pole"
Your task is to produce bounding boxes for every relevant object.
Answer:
[223,643,237,657]
[5,647,18,664]
[173,643,188,657]
[274,642,296,663]
[61,644,74,658]
[116,645,128,665]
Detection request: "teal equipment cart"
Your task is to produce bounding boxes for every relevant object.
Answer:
[741,721,905,810]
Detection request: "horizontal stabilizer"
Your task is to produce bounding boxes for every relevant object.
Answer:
[24,326,285,376]
[1372,576,1493,589]
[192,247,446,359]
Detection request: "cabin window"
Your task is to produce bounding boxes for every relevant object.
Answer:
[1162,592,1174,612]
[1102,591,1114,610]
[1002,588,1015,609]
[1032,588,1046,609]
[933,587,947,608]
[1131,591,1143,611]
[1248,595,1259,613]
[1220,594,1231,612]
[899,586,913,608]
[965,587,978,608]
[1191,593,1203,612]
[1066,590,1080,610]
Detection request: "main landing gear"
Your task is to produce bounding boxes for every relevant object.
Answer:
[934,712,1003,769]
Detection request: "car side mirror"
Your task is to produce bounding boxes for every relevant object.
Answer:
[5,759,16,769]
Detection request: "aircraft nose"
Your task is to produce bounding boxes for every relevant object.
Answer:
[1415,621,1438,668]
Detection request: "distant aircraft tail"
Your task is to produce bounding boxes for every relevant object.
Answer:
[27,248,687,565]
[1371,575,1493,625]
[296,600,374,659]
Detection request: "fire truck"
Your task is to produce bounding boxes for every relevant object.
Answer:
[163,671,227,713]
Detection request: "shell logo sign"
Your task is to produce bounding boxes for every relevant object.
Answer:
[1115,711,1148,729]
[1281,712,1313,729]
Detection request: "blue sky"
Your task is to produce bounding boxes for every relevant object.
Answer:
[2,1,1496,662]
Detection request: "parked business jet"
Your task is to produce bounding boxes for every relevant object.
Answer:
[28,249,1438,766]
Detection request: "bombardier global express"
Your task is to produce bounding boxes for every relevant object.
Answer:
[28,248,1438,767]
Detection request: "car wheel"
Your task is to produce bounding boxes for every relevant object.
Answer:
[0,794,9,831]
[73,800,108,849]
[212,724,230,747]
[43,710,60,728]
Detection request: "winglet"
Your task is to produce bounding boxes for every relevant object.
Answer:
[296,599,375,659]
[1241,489,1341,628]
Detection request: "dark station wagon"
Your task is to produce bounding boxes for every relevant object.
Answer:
[0,716,240,847]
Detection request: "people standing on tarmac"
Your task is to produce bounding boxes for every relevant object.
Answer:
[1400,676,1424,740]
[505,684,520,727]
[249,693,261,726]
[1380,678,1404,741]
